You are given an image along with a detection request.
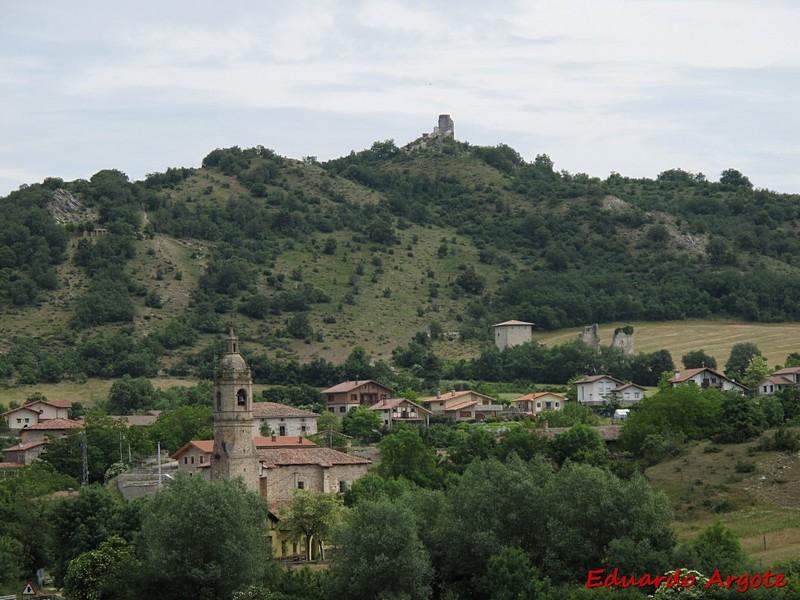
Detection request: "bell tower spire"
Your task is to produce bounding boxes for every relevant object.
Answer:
[211,328,260,492]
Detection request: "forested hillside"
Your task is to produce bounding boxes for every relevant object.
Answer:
[2,136,800,388]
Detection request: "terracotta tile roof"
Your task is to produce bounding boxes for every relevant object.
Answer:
[0,462,24,469]
[443,400,478,412]
[321,380,394,394]
[24,418,82,430]
[774,366,800,375]
[3,440,49,452]
[511,392,565,403]
[573,374,624,385]
[170,439,214,459]
[493,320,534,327]
[2,400,72,416]
[759,376,795,386]
[369,398,432,414]
[669,368,744,388]
[254,436,318,448]
[420,390,495,404]
[252,402,318,419]
[258,447,371,469]
[613,383,646,392]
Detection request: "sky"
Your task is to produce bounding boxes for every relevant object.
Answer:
[2,0,800,197]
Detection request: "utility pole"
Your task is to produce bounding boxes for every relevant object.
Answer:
[80,431,89,486]
[157,440,162,488]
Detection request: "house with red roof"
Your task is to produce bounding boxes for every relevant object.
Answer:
[322,380,395,414]
[369,397,432,429]
[668,368,746,393]
[1,417,83,465]
[574,375,625,405]
[511,392,565,416]
[420,390,504,421]
[2,400,72,430]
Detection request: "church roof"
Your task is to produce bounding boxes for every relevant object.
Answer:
[259,447,371,469]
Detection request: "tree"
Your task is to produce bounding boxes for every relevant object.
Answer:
[716,392,766,443]
[279,490,345,561]
[377,428,443,487]
[342,406,382,443]
[674,521,749,575]
[719,168,753,189]
[725,342,763,381]
[681,350,717,370]
[107,375,158,415]
[742,355,771,390]
[484,546,552,600]
[63,535,139,600]
[0,534,23,591]
[147,405,213,453]
[139,475,269,600]
[50,485,131,586]
[328,498,433,600]
[496,424,548,462]
[548,424,608,467]
[455,266,486,295]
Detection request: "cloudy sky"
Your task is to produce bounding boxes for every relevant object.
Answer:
[2,0,799,196]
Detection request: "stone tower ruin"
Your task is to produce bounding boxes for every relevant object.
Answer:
[211,328,260,492]
[434,114,454,138]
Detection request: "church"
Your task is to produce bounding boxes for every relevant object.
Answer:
[174,329,371,504]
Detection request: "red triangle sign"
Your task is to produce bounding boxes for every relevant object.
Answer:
[22,580,37,595]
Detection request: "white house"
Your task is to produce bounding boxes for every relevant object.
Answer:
[574,375,625,405]
[613,383,647,404]
[668,368,746,393]
[2,400,71,431]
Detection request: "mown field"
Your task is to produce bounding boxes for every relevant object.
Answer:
[536,320,800,370]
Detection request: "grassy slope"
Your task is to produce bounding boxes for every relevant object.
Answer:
[647,435,800,564]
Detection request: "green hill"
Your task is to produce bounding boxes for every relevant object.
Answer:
[1,137,800,389]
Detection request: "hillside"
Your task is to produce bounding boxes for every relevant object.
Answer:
[1,136,800,389]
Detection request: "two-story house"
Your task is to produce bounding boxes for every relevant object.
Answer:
[369,398,432,429]
[668,368,746,393]
[252,402,318,437]
[1,417,83,465]
[574,375,625,405]
[420,390,504,421]
[756,366,800,396]
[322,380,395,414]
[2,400,72,431]
[613,383,647,404]
[510,392,565,416]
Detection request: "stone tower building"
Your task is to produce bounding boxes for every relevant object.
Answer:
[211,328,260,492]
[434,114,454,138]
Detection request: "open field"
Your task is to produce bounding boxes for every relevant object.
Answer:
[646,435,800,564]
[0,377,274,409]
[536,320,800,369]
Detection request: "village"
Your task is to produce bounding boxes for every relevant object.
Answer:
[2,319,796,576]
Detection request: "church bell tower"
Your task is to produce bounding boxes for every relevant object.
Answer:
[211,328,260,492]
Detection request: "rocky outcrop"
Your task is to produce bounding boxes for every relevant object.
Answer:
[48,188,96,224]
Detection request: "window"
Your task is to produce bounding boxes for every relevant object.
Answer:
[200,456,204,464]
[339,406,346,413]
[301,425,306,433]
[184,457,188,464]
[545,401,552,409]
[237,389,247,406]
[279,426,286,436]
[297,481,305,490]
[191,456,194,464]
[555,402,560,408]
[216,392,222,410]
[16,418,21,424]
[339,480,347,492]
